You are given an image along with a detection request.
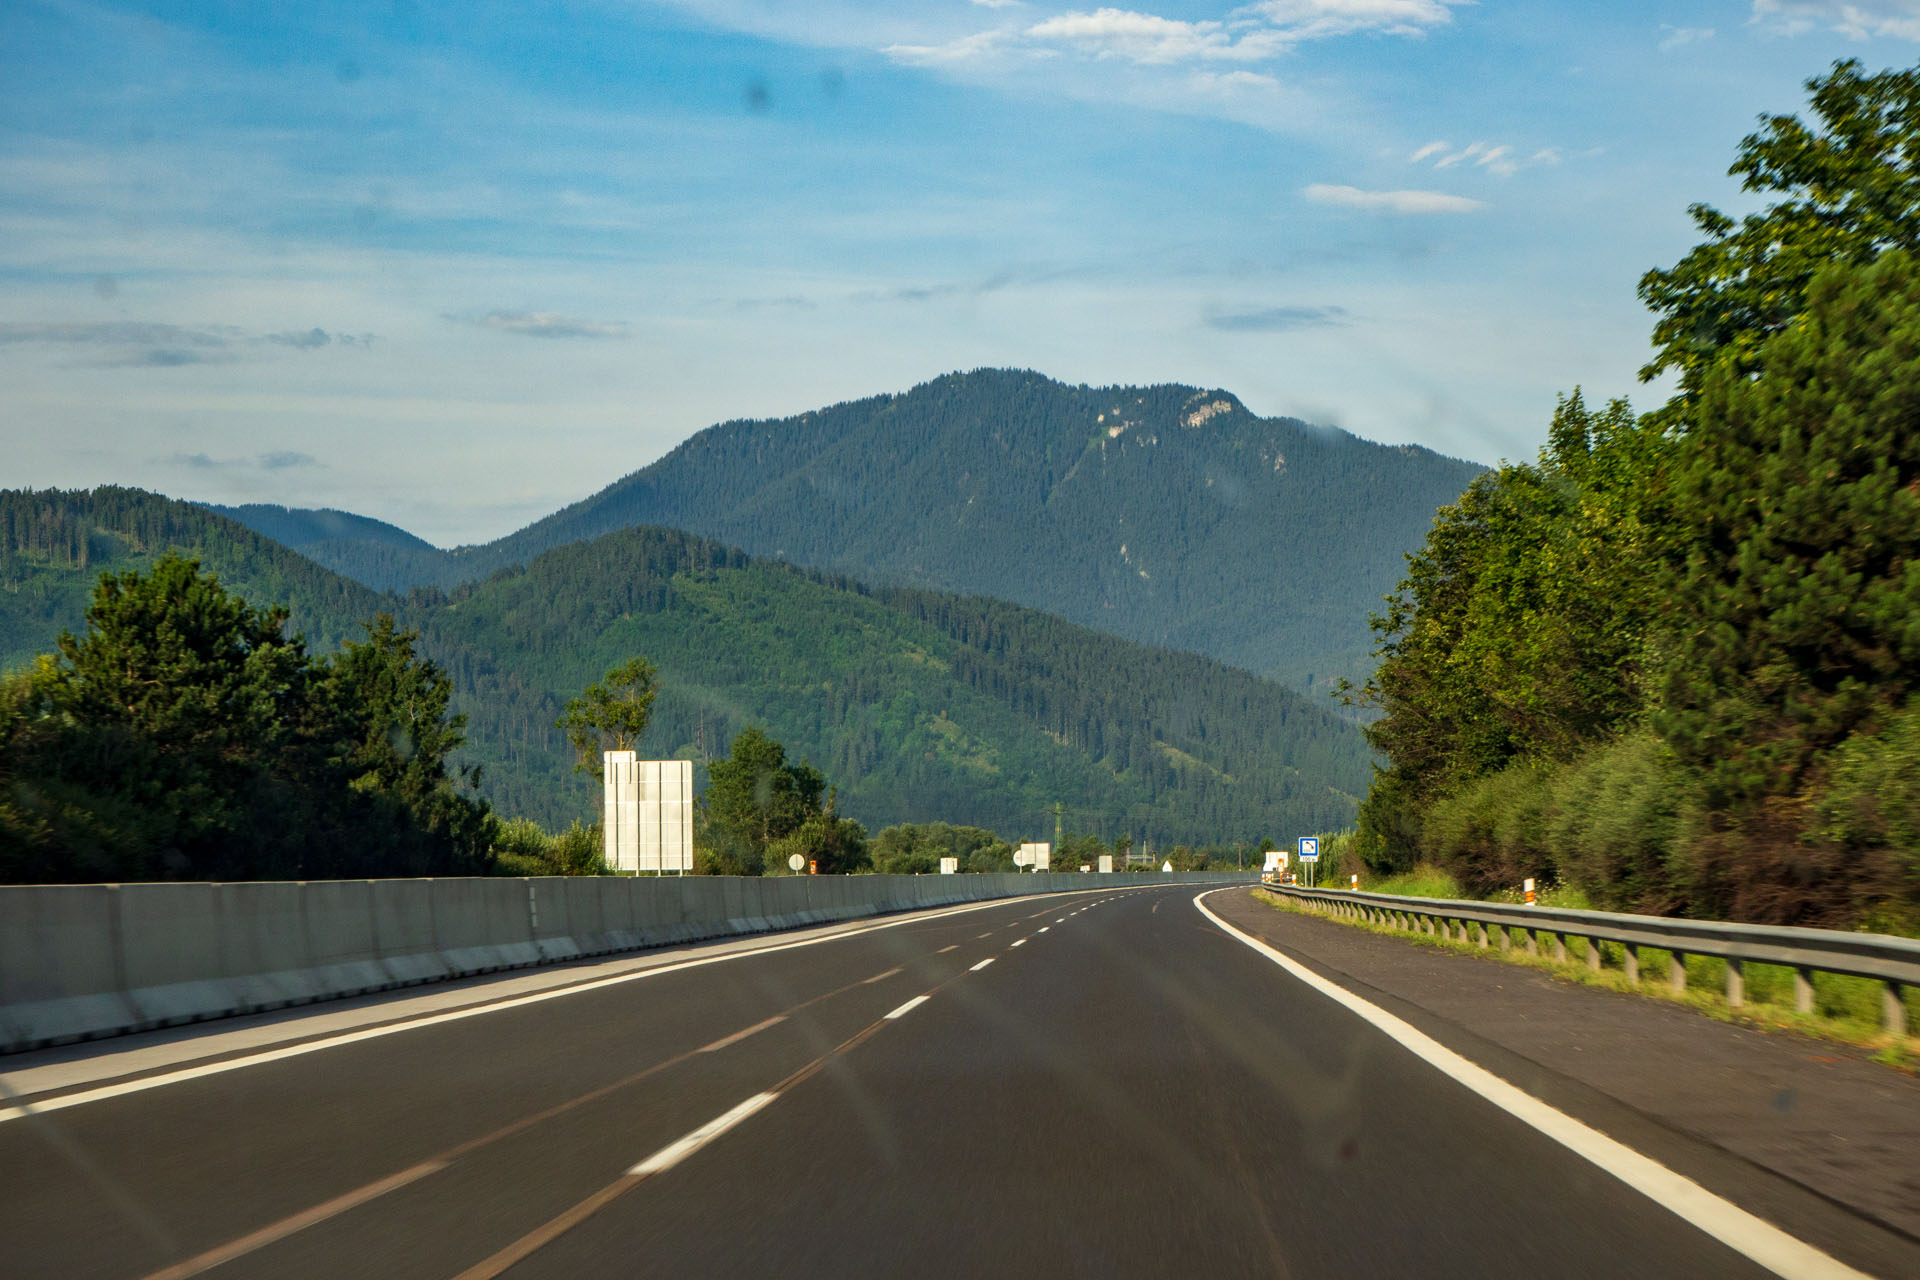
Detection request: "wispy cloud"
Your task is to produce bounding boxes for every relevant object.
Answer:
[0,321,230,348]
[1205,304,1351,332]
[1408,139,1561,179]
[1304,183,1484,213]
[159,450,323,472]
[1751,1,1920,40]
[889,1,1460,69]
[458,310,629,339]
[264,327,367,350]
[0,319,367,367]
[1658,24,1715,51]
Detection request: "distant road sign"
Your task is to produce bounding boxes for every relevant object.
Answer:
[939,857,959,875]
[788,853,806,872]
[1297,836,1320,863]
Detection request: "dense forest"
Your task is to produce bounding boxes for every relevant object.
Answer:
[1349,61,1920,930]
[214,372,1484,694]
[0,492,1369,850]
[0,555,493,881]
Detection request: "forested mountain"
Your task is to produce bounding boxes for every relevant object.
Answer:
[1,487,1369,844]
[201,503,450,594]
[223,372,1483,693]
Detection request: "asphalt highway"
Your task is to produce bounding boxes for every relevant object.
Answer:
[0,885,1883,1278]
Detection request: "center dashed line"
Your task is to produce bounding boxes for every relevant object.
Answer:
[937,945,959,954]
[1010,939,1026,948]
[628,1093,777,1176]
[885,995,931,1020]
[969,958,994,972]
[1036,927,1049,934]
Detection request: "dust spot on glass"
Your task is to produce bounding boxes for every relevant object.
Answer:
[745,77,771,113]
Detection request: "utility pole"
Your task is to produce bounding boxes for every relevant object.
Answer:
[1053,801,1065,852]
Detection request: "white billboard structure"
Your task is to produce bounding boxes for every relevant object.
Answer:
[603,752,693,875]
[939,857,959,875]
[1098,854,1113,874]
[1016,841,1051,872]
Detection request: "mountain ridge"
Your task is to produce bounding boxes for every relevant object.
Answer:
[214,369,1484,692]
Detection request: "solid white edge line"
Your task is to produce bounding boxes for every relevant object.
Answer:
[885,995,930,1020]
[1190,889,1875,1280]
[1,890,1094,1125]
[627,1092,778,1176]
[969,958,994,972]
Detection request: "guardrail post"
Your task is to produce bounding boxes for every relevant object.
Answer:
[1670,952,1687,994]
[1525,929,1538,957]
[1886,982,1908,1037]
[1586,937,1602,972]
[1496,925,1511,952]
[1475,921,1489,949]
[1623,943,1639,985]
[1793,967,1814,1015]
[1552,933,1568,964]
[1726,958,1745,1008]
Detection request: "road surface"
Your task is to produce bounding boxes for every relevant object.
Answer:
[1,884,1905,1278]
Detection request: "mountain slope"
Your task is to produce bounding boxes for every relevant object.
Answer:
[2,488,1370,844]
[353,369,1483,692]
[201,503,454,594]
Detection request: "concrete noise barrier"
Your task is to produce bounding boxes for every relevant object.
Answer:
[0,872,1251,1053]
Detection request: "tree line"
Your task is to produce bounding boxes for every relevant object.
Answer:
[1349,60,1920,929]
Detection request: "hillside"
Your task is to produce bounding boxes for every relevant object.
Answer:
[1,488,1370,844]
[201,503,451,594]
[226,370,1484,693]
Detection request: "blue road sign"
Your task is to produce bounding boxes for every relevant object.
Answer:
[1297,836,1320,862]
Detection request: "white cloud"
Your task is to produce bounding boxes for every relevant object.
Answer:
[1751,1,1920,38]
[1411,138,1559,178]
[1657,24,1715,50]
[1241,0,1460,41]
[1026,9,1286,64]
[458,311,629,340]
[889,1,1462,71]
[884,30,1020,65]
[1304,183,1484,213]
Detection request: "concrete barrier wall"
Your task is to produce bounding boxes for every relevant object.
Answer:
[0,872,1252,1053]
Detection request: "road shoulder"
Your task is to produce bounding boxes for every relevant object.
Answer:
[1205,887,1920,1266]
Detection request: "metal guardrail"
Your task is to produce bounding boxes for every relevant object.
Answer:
[1261,886,1919,1036]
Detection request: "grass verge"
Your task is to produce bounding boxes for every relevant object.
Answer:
[1251,888,1919,1073]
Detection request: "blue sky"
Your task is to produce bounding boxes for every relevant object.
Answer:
[5,1,1920,545]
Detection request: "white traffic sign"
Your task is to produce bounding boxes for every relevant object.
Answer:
[1297,836,1320,863]
[788,853,806,872]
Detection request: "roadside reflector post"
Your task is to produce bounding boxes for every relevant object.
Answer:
[1725,958,1745,1008]
[1350,873,1359,890]
[1523,877,1536,906]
